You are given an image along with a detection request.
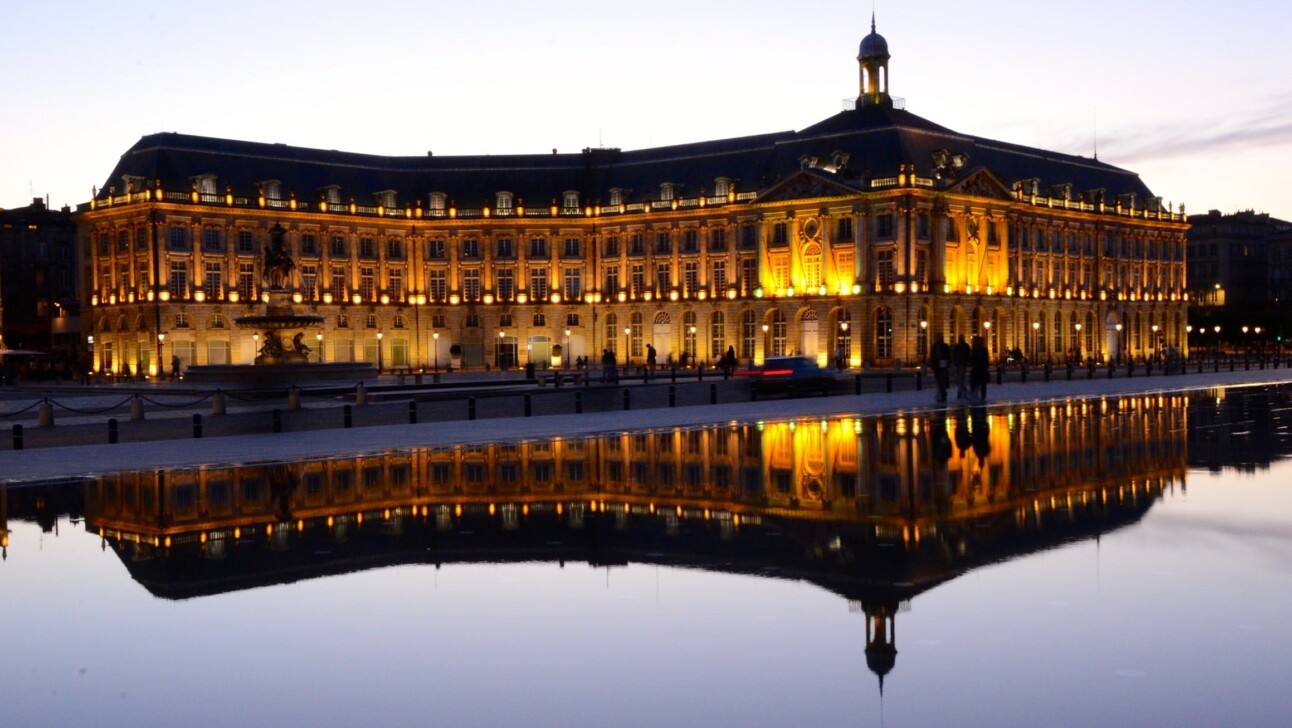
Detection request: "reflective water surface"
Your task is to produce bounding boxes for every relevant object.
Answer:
[4,387,1292,727]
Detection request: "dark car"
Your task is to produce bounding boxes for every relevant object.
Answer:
[736,356,840,396]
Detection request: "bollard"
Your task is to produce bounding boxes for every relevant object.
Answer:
[1230,359,1235,372]
[108,418,119,444]
[416,373,423,385]
[1066,364,1073,381]
[1022,365,1028,384]
[12,424,24,451]
[408,400,418,424]
[212,389,227,416]
[1215,359,1220,373]
[192,413,203,439]
[554,373,562,389]
[468,397,477,420]
[343,404,353,428]
[356,383,369,406]
[575,391,584,414]
[1146,361,1153,377]
[669,385,676,408]
[1088,363,1095,380]
[129,395,145,421]
[1043,364,1052,382]
[623,389,632,410]
[710,382,718,405]
[698,365,704,381]
[38,399,54,428]
[288,386,301,411]
[750,386,758,402]
[272,409,283,433]
[1245,359,1251,371]
[1108,364,1115,380]
[670,366,677,384]
[996,366,1003,386]
[855,374,862,396]
[918,371,925,391]
[886,374,893,393]
[524,393,533,417]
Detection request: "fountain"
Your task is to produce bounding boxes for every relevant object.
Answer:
[182,224,378,384]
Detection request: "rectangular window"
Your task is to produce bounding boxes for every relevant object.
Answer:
[330,235,347,257]
[168,260,188,298]
[497,269,515,300]
[563,237,580,257]
[563,268,582,300]
[917,214,930,240]
[740,225,757,249]
[836,217,854,242]
[463,269,481,301]
[684,262,699,296]
[388,269,404,300]
[708,228,726,252]
[427,240,446,259]
[771,222,788,246]
[603,266,619,295]
[631,264,645,296]
[604,236,620,257]
[529,238,548,258]
[628,234,645,256]
[237,230,254,254]
[387,238,404,260]
[359,237,376,258]
[300,233,318,256]
[135,227,148,251]
[359,267,375,300]
[202,228,221,252]
[741,258,758,293]
[682,229,698,253]
[330,265,347,299]
[496,238,514,258]
[300,264,317,300]
[203,261,223,299]
[876,249,895,288]
[461,239,479,259]
[711,260,727,291]
[428,269,447,300]
[655,232,672,255]
[655,263,671,292]
[529,268,548,300]
[168,226,189,250]
[876,214,895,239]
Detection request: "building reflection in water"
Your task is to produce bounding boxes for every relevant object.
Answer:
[80,392,1190,691]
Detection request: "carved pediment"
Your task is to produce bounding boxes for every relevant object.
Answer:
[948,168,1013,201]
[755,170,860,204]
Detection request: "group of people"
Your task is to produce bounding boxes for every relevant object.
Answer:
[928,333,990,404]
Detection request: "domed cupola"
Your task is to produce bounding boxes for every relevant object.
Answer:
[857,14,892,107]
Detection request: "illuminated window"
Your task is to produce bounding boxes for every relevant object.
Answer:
[330,265,347,299]
[428,192,447,214]
[529,268,548,299]
[496,238,514,258]
[330,235,347,257]
[529,237,548,258]
[875,307,893,359]
[562,191,580,212]
[463,269,481,301]
[461,239,480,259]
[497,269,515,300]
[563,268,582,300]
[359,267,375,300]
[563,237,580,257]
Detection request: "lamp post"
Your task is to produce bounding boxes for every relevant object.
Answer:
[86,335,94,374]
[688,325,697,365]
[1074,323,1082,362]
[1186,324,1193,360]
[1114,323,1123,364]
[317,332,324,363]
[499,329,506,369]
[1151,324,1160,362]
[564,328,571,369]
[412,293,423,372]
[432,331,440,372]
[1032,321,1041,365]
[983,320,992,359]
[762,323,770,360]
[253,333,260,366]
[156,331,166,380]
[156,332,165,379]
[1214,325,1221,357]
[841,321,851,369]
[376,330,384,373]
[624,327,631,365]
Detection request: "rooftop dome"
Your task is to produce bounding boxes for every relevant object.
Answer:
[858,15,889,58]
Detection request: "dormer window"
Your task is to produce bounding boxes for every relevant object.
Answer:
[713,178,731,197]
[375,190,397,208]
[429,192,447,215]
[830,152,850,171]
[660,183,678,201]
[193,175,218,195]
[262,180,283,200]
[122,175,146,193]
[496,191,514,214]
[321,185,342,205]
[562,190,580,212]
[609,188,627,206]
[799,155,818,170]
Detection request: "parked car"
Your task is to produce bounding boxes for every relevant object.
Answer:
[735,356,841,396]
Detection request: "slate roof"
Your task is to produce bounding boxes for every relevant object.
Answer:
[94,102,1155,209]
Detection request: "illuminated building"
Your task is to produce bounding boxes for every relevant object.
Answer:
[1,197,80,362]
[76,22,1187,376]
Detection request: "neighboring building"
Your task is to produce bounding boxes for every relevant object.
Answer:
[1186,209,1291,308]
[0,197,80,364]
[76,23,1188,377]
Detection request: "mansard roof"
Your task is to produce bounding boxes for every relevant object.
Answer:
[93,102,1155,209]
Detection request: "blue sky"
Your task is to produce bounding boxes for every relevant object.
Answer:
[3,0,1289,219]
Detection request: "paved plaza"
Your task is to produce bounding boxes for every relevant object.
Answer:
[2,366,1290,484]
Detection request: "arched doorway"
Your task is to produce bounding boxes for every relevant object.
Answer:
[800,309,819,360]
[652,311,672,361]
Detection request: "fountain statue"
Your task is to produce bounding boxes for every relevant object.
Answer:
[182,223,377,384]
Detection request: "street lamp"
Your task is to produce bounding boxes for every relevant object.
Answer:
[688,325,697,365]
[1074,323,1082,361]
[1114,323,1123,364]
[499,329,506,369]
[156,332,166,379]
[624,327,631,365]
[317,332,324,363]
[1214,325,1221,357]
[376,330,384,373]
[564,328,571,369]
[762,323,770,359]
[253,333,260,365]
[432,331,440,372]
[1032,321,1041,364]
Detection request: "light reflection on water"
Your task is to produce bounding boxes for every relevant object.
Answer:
[3,387,1292,727]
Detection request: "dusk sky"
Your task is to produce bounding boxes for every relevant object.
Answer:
[3,0,1289,219]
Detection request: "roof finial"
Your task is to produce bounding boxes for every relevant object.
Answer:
[871,11,876,34]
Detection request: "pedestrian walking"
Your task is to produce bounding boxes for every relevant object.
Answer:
[952,334,971,400]
[929,333,952,403]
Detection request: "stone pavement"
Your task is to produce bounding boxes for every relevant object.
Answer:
[2,366,1290,484]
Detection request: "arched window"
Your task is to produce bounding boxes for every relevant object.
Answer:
[605,313,618,355]
[683,310,697,358]
[835,309,853,362]
[740,310,756,359]
[710,311,726,361]
[875,308,894,359]
[630,312,644,358]
[1037,311,1047,356]
[802,243,823,291]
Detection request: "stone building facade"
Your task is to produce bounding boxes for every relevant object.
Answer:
[76,24,1188,377]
